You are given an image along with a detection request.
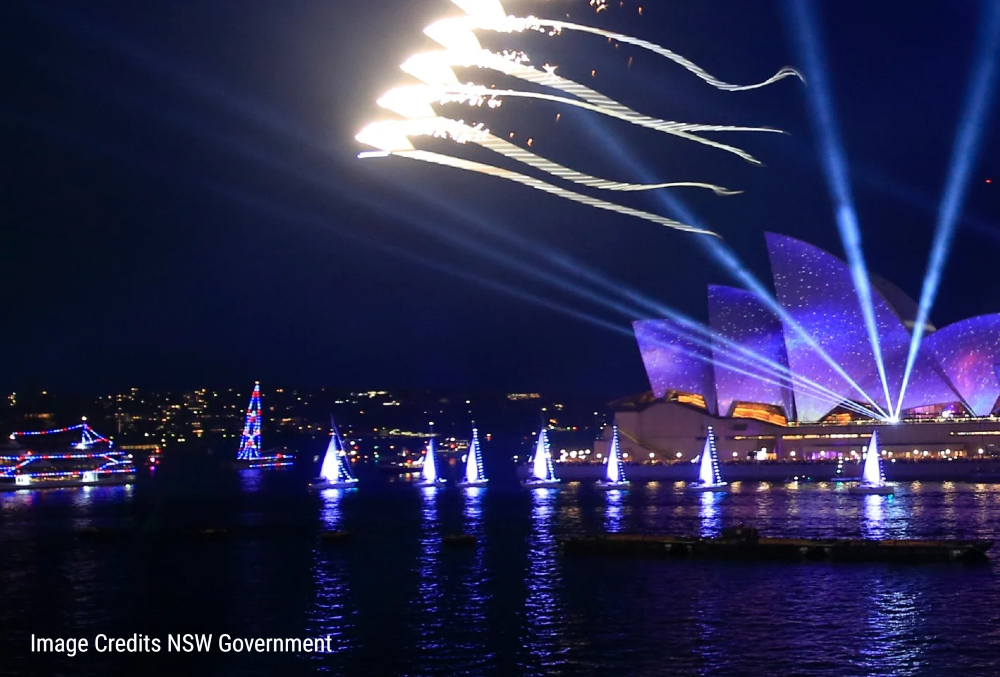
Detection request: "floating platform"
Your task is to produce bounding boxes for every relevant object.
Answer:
[561,527,991,564]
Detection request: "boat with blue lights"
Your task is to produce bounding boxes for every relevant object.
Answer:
[414,425,446,488]
[689,426,728,492]
[457,426,488,488]
[523,427,560,488]
[0,420,136,491]
[310,417,358,490]
[232,382,294,470]
[849,429,894,495]
[597,425,629,490]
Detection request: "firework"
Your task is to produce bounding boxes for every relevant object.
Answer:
[357,0,799,236]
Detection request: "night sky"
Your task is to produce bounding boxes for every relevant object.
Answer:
[3,0,998,397]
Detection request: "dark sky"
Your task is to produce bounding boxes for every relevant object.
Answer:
[2,0,998,397]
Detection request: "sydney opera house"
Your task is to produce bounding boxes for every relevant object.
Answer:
[603,234,1000,463]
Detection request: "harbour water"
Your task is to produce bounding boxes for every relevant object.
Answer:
[4,458,1000,676]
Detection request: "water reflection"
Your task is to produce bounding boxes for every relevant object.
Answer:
[857,580,924,676]
[463,487,485,536]
[860,494,910,540]
[418,487,443,635]
[862,495,886,538]
[308,488,354,658]
[605,489,625,532]
[238,470,264,493]
[522,488,567,672]
[318,489,347,531]
[698,491,723,537]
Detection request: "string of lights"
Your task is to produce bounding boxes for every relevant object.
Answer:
[236,382,263,461]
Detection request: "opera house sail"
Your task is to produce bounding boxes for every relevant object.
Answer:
[610,233,1000,463]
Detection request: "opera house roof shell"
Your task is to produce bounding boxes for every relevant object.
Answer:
[635,234,1000,423]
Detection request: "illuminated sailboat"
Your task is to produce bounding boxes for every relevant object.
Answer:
[310,417,358,490]
[689,426,728,492]
[522,427,560,488]
[414,425,446,488]
[597,425,629,490]
[849,429,894,495]
[233,382,293,469]
[458,426,488,488]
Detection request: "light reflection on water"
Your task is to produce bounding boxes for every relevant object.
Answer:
[318,488,347,530]
[522,487,567,673]
[419,487,442,608]
[859,494,911,540]
[308,488,354,660]
[605,489,625,532]
[463,486,485,534]
[698,490,723,537]
[858,579,925,677]
[9,480,1000,675]
[238,469,264,493]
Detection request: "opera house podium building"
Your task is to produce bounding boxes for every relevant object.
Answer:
[600,234,1000,466]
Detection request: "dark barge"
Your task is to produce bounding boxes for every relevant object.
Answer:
[561,526,992,564]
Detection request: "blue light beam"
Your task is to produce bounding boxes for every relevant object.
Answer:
[896,0,1000,417]
[784,0,893,414]
[576,110,890,419]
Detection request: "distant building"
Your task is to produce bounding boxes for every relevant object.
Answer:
[601,234,1000,461]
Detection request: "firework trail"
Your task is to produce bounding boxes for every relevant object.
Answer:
[385,77,784,164]
[356,122,718,237]
[357,0,799,236]
[363,111,739,194]
[426,14,802,92]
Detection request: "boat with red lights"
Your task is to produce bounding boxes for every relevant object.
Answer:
[0,420,136,491]
[231,382,295,470]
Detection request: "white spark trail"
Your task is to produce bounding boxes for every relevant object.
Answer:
[358,0,800,239]
[396,148,719,236]
[405,50,781,164]
[428,15,803,92]
[364,114,739,194]
[476,132,739,193]
[392,81,784,164]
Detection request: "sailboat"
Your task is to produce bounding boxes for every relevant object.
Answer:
[522,427,560,488]
[414,425,446,488]
[849,429,894,495]
[597,426,629,489]
[458,426,488,488]
[310,417,358,490]
[233,381,293,469]
[689,426,728,492]
[597,425,629,490]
